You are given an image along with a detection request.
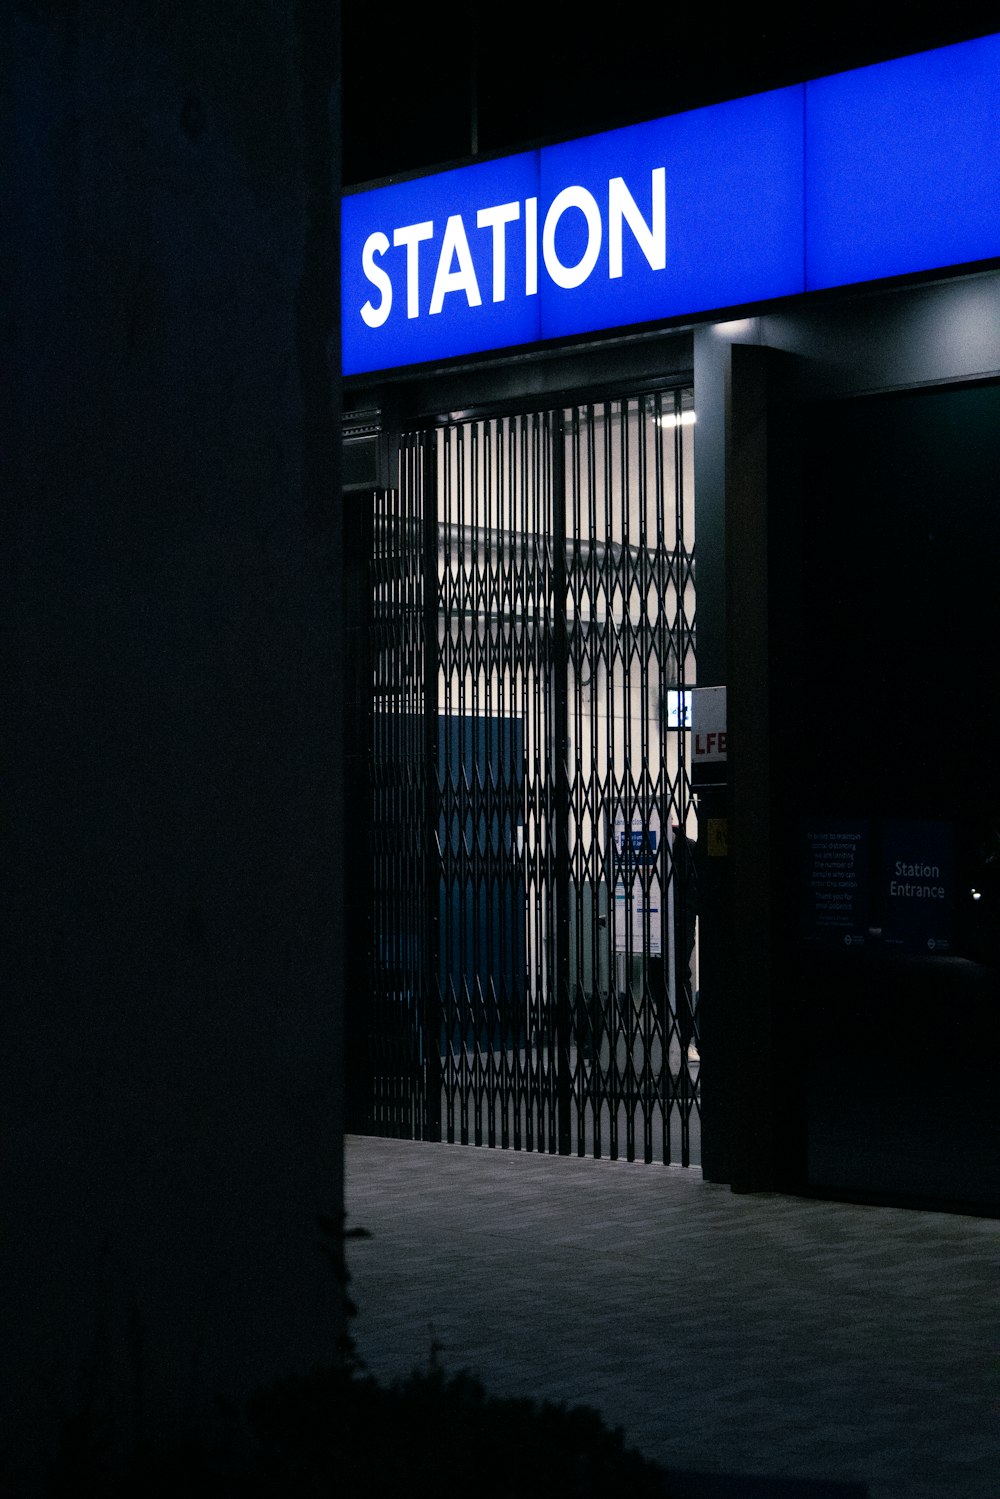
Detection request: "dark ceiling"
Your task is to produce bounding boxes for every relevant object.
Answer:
[343,7,1000,186]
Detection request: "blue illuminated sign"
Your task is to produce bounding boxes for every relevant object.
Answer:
[805,38,1000,289]
[342,33,1000,376]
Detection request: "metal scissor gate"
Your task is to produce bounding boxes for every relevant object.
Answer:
[359,388,700,1164]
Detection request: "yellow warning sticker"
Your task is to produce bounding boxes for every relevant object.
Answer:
[706,818,729,857]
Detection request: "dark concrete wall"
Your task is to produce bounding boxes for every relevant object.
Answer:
[783,381,1000,1212]
[2,1,343,1484]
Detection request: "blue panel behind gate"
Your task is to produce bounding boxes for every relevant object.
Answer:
[439,714,527,1049]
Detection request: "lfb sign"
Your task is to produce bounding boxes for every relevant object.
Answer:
[691,687,727,764]
[343,33,1000,376]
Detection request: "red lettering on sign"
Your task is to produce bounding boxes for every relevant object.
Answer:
[694,729,728,759]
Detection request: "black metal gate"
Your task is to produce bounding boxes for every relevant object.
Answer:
[360,388,699,1164]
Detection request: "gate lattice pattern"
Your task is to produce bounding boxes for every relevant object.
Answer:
[364,389,699,1164]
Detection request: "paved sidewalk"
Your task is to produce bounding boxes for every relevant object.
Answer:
[345,1135,998,1499]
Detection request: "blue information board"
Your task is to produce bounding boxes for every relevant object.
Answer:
[876,820,955,954]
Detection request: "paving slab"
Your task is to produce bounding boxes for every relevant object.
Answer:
[345,1135,998,1499]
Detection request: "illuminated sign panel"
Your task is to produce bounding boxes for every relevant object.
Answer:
[342,152,540,372]
[805,35,1000,289]
[342,33,1000,376]
[537,91,804,342]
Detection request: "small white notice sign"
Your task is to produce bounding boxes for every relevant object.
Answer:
[691,686,727,762]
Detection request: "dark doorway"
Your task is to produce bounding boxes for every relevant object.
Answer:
[788,380,1000,1211]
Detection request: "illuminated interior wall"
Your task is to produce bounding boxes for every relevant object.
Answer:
[433,392,697,1018]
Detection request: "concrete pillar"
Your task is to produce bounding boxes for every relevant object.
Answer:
[2,2,343,1485]
[694,322,801,1191]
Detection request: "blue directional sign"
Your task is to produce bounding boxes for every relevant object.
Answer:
[342,33,1000,376]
